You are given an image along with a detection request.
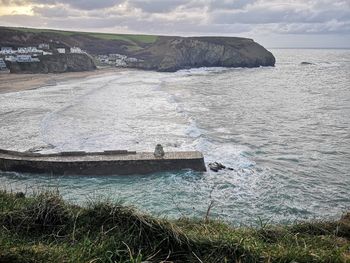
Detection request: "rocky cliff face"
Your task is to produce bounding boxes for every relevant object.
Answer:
[129,36,275,72]
[7,53,96,74]
[1,27,275,73]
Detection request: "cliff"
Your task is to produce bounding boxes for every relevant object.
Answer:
[129,36,275,72]
[0,27,275,72]
[7,53,96,73]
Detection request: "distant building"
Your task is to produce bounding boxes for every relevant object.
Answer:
[16,55,39,62]
[0,47,14,55]
[43,51,53,55]
[4,55,16,62]
[125,57,138,63]
[115,59,127,67]
[57,48,66,54]
[1,47,12,51]
[70,47,83,53]
[17,47,39,54]
[97,55,112,64]
[0,58,7,70]
[38,43,49,49]
[109,53,126,60]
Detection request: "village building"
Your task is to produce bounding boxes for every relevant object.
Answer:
[97,55,113,64]
[4,55,16,62]
[38,43,49,49]
[0,47,15,55]
[115,59,127,67]
[17,47,39,54]
[16,55,40,62]
[57,48,66,54]
[70,47,83,53]
[125,57,138,63]
[43,51,53,55]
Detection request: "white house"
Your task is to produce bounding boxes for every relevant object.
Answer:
[17,47,39,54]
[4,55,16,62]
[97,55,111,64]
[38,43,49,49]
[57,48,66,54]
[0,47,15,55]
[115,59,127,67]
[70,47,83,53]
[43,51,53,55]
[125,57,138,63]
[16,55,39,62]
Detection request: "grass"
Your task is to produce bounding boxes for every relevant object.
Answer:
[0,190,349,262]
[2,26,159,44]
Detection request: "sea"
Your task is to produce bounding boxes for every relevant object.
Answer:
[0,49,349,225]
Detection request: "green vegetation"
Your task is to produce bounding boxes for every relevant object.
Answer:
[0,190,349,262]
[86,32,158,44]
[3,26,159,44]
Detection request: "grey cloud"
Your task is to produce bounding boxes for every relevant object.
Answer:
[0,0,349,44]
[208,0,256,10]
[0,0,30,4]
[211,3,350,25]
[276,21,350,34]
[32,5,80,17]
[31,0,123,10]
[127,0,188,13]
[126,0,257,13]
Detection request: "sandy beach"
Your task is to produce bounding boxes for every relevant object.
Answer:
[0,67,121,94]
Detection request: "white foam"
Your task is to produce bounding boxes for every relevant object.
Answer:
[175,67,230,76]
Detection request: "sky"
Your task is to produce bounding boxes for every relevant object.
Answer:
[0,0,349,48]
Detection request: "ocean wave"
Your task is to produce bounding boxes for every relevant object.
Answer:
[175,67,230,76]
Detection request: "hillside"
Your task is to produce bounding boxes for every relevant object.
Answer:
[0,27,275,72]
[7,53,96,73]
[0,27,159,56]
[0,190,349,262]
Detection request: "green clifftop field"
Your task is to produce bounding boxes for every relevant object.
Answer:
[0,26,275,72]
[0,191,349,262]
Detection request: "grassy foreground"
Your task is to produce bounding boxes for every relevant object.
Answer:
[0,191,349,263]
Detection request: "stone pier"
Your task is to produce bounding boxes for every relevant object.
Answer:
[0,149,206,175]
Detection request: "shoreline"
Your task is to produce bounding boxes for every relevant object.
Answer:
[0,67,122,94]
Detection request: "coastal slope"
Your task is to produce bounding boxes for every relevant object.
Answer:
[6,53,96,74]
[0,27,275,72]
[130,36,275,71]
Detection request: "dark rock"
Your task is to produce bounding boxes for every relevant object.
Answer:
[208,162,236,172]
[154,144,165,158]
[208,162,226,172]
[7,53,96,74]
[15,192,25,198]
[26,144,54,153]
[208,165,219,172]
[300,62,314,65]
[129,36,276,72]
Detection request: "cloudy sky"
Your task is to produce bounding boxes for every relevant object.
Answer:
[0,0,349,48]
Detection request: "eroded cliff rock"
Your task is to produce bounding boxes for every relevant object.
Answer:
[0,27,275,73]
[128,36,275,72]
[7,53,96,74]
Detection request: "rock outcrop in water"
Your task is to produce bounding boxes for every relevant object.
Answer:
[300,62,314,65]
[129,37,276,72]
[208,162,234,172]
[6,53,96,74]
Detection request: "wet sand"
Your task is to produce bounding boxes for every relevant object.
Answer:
[0,68,121,94]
